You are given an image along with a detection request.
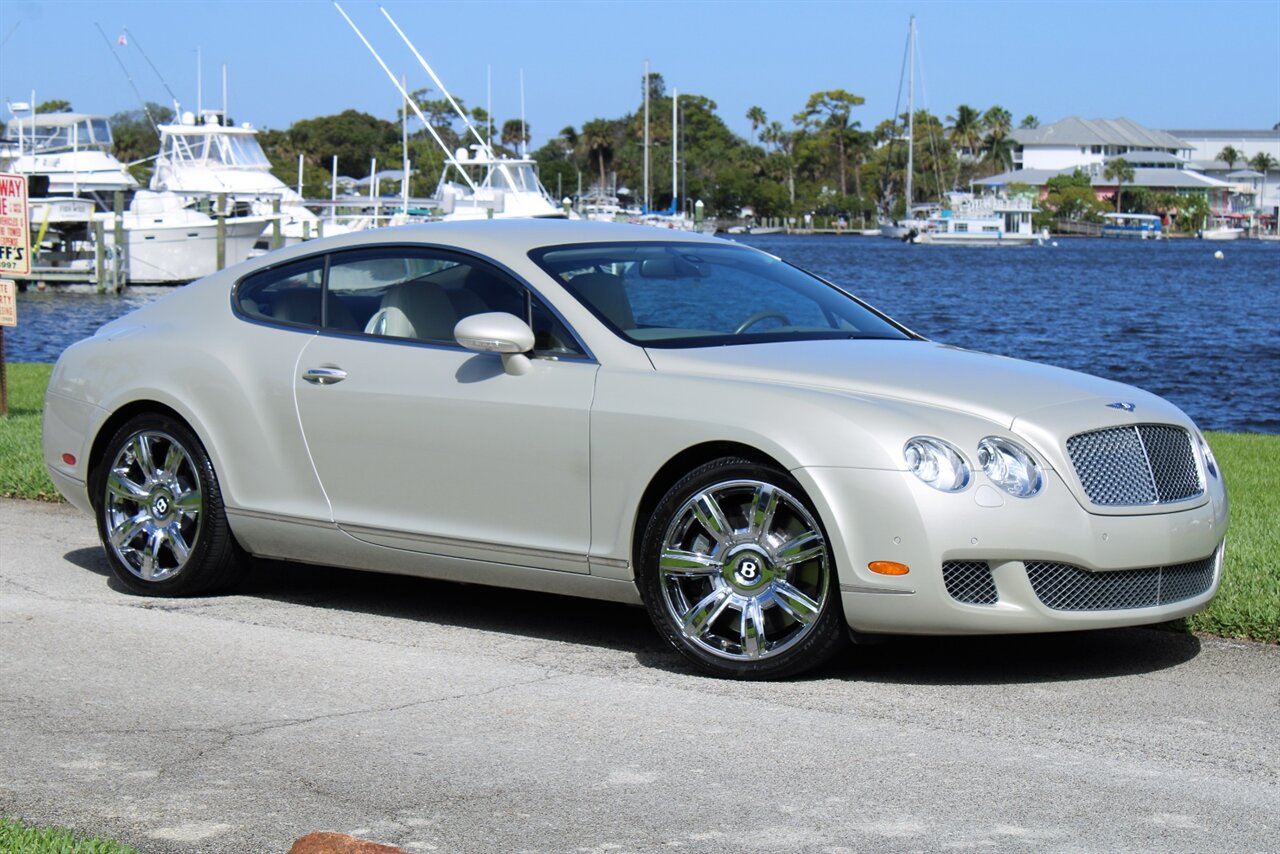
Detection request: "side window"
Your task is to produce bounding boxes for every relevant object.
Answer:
[236,256,327,327]
[237,246,586,357]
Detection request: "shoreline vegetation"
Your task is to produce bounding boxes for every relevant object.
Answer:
[64,78,1276,234]
[1,363,1275,643]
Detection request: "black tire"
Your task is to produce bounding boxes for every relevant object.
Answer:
[637,456,848,679]
[91,413,244,596]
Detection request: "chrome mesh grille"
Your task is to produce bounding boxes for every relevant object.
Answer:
[942,561,998,605]
[1066,425,1202,506]
[1025,555,1217,611]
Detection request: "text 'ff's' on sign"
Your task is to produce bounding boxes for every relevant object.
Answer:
[0,173,31,277]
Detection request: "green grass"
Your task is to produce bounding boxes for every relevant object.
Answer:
[1189,432,1280,643]
[0,363,59,500]
[1,363,1276,642]
[0,817,142,854]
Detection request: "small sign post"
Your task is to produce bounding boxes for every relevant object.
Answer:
[0,174,29,416]
[0,279,15,416]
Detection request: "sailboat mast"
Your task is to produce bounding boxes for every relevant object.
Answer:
[643,60,650,214]
[672,88,679,216]
[905,15,915,213]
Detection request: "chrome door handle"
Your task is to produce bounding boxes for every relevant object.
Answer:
[302,367,348,385]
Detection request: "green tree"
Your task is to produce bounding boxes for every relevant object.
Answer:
[761,120,796,204]
[580,118,614,194]
[980,106,1014,173]
[799,89,866,198]
[1216,145,1242,169]
[1019,114,1039,129]
[1250,152,1276,173]
[947,104,983,156]
[287,110,400,179]
[1176,193,1210,232]
[500,118,529,154]
[109,103,173,183]
[1103,157,1135,212]
[746,105,767,143]
[35,99,72,114]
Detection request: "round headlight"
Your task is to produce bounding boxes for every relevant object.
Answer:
[977,437,1043,497]
[904,437,970,492]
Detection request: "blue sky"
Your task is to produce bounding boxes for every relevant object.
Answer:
[2,0,1277,148]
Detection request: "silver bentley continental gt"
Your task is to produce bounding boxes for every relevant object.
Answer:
[43,220,1229,679]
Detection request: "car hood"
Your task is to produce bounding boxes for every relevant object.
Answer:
[644,339,1170,430]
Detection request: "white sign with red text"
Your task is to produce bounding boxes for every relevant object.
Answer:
[0,173,31,276]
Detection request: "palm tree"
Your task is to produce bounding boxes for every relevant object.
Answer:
[979,106,1014,176]
[746,106,767,144]
[947,104,982,158]
[761,120,796,203]
[1216,145,1242,170]
[580,119,613,195]
[982,106,1013,142]
[1019,114,1040,129]
[1104,157,1135,212]
[1250,152,1276,174]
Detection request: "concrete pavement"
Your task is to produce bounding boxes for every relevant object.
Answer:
[2,497,1277,853]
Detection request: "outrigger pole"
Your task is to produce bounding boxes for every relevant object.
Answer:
[332,1,478,191]
[378,5,491,157]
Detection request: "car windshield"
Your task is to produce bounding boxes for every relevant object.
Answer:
[530,241,911,347]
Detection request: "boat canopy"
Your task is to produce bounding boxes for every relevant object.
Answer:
[0,114,113,152]
[164,130,271,169]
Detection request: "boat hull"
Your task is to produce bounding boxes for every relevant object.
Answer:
[913,233,1036,247]
[107,216,269,284]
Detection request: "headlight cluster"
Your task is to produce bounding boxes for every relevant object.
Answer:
[905,435,1044,497]
[904,437,970,492]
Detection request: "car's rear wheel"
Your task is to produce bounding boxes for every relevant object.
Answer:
[638,457,847,679]
[93,414,243,596]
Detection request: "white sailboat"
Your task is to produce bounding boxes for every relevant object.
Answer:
[879,16,932,239]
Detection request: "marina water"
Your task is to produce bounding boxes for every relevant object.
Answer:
[9,236,1279,434]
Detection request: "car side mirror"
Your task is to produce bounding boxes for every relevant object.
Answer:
[454,312,536,376]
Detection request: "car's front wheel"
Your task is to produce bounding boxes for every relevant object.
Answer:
[93,413,243,596]
[638,457,847,679]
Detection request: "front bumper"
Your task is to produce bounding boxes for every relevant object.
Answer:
[795,466,1228,635]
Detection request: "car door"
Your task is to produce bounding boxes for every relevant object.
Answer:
[292,245,598,574]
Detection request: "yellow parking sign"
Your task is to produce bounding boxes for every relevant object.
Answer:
[0,173,31,276]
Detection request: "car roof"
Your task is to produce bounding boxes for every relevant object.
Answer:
[265,219,725,265]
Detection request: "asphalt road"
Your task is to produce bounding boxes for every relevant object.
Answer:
[2,498,1277,854]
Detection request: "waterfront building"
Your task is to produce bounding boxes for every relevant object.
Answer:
[976,116,1279,233]
[1165,128,1280,222]
[1010,117,1192,171]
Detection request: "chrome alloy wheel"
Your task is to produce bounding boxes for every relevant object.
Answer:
[658,479,831,662]
[102,430,204,583]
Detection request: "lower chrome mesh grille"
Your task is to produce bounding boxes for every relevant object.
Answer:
[942,561,998,605]
[1025,555,1217,611]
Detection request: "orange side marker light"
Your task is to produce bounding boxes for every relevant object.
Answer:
[869,561,910,576]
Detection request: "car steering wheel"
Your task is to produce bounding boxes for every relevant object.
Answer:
[733,310,792,334]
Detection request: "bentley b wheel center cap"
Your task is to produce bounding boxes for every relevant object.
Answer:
[726,547,774,591]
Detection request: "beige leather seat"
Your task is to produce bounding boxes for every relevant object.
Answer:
[366,281,457,342]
